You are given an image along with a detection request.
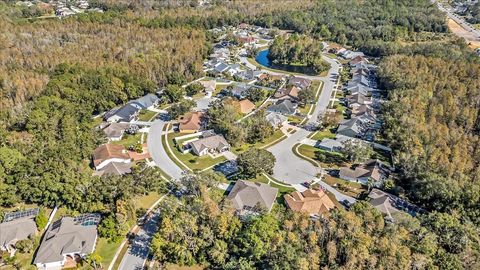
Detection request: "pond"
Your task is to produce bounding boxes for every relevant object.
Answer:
[254,49,316,75]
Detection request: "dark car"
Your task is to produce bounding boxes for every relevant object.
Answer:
[341,199,352,209]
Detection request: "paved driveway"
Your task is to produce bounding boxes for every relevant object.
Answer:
[147,120,184,179]
[118,210,160,270]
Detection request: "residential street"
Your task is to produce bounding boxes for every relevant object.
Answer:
[267,55,341,184]
[118,209,161,270]
[147,120,184,179]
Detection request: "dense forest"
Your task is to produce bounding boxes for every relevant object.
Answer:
[151,173,480,269]
[378,55,480,227]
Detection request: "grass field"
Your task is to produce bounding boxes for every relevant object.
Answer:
[310,128,336,141]
[133,192,161,210]
[296,144,347,168]
[96,237,123,268]
[230,130,285,154]
[322,175,367,198]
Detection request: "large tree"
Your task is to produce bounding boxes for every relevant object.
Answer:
[237,148,276,178]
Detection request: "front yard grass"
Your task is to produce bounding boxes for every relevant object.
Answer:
[296,144,348,168]
[137,110,157,122]
[167,132,226,171]
[310,128,336,141]
[133,192,161,210]
[96,237,123,269]
[322,175,367,198]
[231,130,285,154]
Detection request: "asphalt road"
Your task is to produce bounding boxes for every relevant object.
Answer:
[118,210,161,270]
[147,120,184,179]
[267,55,341,184]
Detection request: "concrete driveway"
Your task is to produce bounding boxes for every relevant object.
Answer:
[147,120,184,179]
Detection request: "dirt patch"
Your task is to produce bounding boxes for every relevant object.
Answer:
[447,19,480,49]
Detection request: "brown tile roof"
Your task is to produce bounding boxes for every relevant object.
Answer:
[233,99,256,114]
[178,111,204,132]
[93,144,129,167]
[274,85,300,99]
[340,160,384,182]
[284,189,335,216]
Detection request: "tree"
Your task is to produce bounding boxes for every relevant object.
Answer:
[98,214,122,242]
[164,84,185,102]
[321,111,342,127]
[167,99,195,119]
[237,148,276,178]
[15,237,34,253]
[298,87,316,106]
[35,208,48,230]
[245,87,265,102]
[86,251,103,269]
[243,111,274,144]
[185,83,204,96]
[340,140,374,163]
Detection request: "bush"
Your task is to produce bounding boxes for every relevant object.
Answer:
[35,209,48,230]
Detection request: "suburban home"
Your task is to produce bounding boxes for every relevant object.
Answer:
[102,122,129,141]
[339,50,364,60]
[350,104,376,118]
[92,162,132,177]
[178,111,205,133]
[267,99,298,115]
[229,83,251,99]
[348,84,373,96]
[238,36,255,44]
[134,93,159,110]
[104,102,142,123]
[213,62,230,74]
[347,92,372,108]
[236,69,262,81]
[274,85,300,100]
[288,76,312,90]
[347,74,371,88]
[337,117,369,138]
[339,159,387,185]
[349,55,369,66]
[33,214,100,270]
[284,189,335,216]
[200,80,216,94]
[227,180,278,215]
[368,188,424,222]
[265,112,287,128]
[227,63,243,76]
[189,135,230,156]
[92,144,131,170]
[233,99,256,114]
[317,138,345,152]
[0,210,38,253]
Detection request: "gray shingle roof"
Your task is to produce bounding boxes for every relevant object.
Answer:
[0,217,37,248]
[34,217,98,265]
[267,100,297,115]
[227,180,278,214]
[134,94,159,109]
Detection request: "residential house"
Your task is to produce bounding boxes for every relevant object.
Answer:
[102,122,129,141]
[104,102,142,123]
[189,135,230,156]
[317,138,345,152]
[236,69,262,81]
[230,83,251,99]
[92,162,132,177]
[337,117,366,138]
[0,212,38,253]
[340,50,364,60]
[274,85,300,100]
[200,80,216,94]
[350,104,376,118]
[33,214,100,270]
[238,36,255,45]
[288,76,312,90]
[368,188,424,222]
[265,112,287,128]
[213,62,230,74]
[227,64,242,76]
[339,159,387,185]
[347,74,371,89]
[348,84,373,96]
[267,99,298,115]
[233,99,256,114]
[178,111,205,133]
[134,93,159,110]
[227,180,278,215]
[349,55,369,66]
[347,92,372,108]
[92,144,131,170]
[284,189,335,216]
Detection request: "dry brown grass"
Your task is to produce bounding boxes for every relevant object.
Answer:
[447,19,480,49]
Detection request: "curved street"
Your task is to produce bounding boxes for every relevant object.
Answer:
[147,120,184,179]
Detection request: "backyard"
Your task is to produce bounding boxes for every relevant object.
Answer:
[137,110,157,122]
[322,175,368,199]
[111,133,142,149]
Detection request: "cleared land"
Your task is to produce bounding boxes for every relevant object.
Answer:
[447,18,480,49]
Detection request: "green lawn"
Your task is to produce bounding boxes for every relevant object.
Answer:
[111,133,142,149]
[310,128,336,141]
[96,238,123,268]
[133,192,161,210]
[231,130,285,154]
[296,144,347,168]
[287,115,303,125]
[167,133,226,171]
[299,104,312,115]
[322,175,367,198]
[138,110,157,121]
